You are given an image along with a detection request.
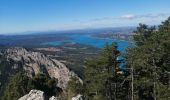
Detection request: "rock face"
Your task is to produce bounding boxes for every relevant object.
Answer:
[18,90,58,100]
[71,94,83,100]
[4,47,76,88]
[18,90,44,100]
[19,90,83,100]
[49,96,58,100]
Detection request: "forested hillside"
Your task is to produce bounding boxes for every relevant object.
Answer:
[126,17,170,99]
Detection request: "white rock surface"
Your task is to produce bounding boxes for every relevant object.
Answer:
[18,90,44,100]
[71,94,83,100]
[4,47,77,88]
[49,96,58,100]
[18,90,59,100]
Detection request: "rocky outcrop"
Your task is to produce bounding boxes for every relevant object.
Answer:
[4,47,77,88]
[19,90,84,100]
[18,90,44,100]
[71,94,83,100]
[18,90,59,100]
[49,96,58,100]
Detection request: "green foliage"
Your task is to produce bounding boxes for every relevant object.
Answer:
[0,59,23,99]
[84,42,121,100]
[67,77,83,94]
[1,72,33,100]
[126,17,170,99]
[66,77,83,100]
[32,73,62,97]
[84,17,170,100]
[1,72,62,100]
[133,23,156,46]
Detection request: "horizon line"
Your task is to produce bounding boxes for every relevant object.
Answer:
[0,25,137,35]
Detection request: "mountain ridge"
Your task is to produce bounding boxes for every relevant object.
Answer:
[1,47,79,89]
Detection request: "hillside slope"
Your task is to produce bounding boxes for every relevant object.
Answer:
[0,47,78,90]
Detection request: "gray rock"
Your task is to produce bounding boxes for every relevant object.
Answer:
[49,96,58,100]
[18,90,44,100]
[4,47,78,89]
[71,94,83,100]
[18,90,59,100]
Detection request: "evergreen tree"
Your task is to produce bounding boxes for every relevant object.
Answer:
[66,77,83,100]
[1,72,62,100]
[84,42,129,100]
[32,73,62,97]
[2,72,33,100]
[126,17,170,100]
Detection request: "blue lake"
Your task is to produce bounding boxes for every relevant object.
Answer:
[44,34,131,51]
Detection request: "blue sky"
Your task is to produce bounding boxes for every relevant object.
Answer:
[0,0,170,34]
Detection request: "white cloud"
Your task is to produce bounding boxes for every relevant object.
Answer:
[120,14,136,20]
[120,13,170,20]
[67,13,170,30]
[75,13,170,23]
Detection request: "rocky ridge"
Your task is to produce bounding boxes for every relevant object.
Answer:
[4,47,77,88]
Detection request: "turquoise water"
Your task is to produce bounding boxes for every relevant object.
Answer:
[45,34,130,51]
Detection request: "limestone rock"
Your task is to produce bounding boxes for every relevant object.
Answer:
[18,90,44,100]
[49,96,58,100]
[71,94,83,100]
[18,90,59,100]
[4,47,77,88]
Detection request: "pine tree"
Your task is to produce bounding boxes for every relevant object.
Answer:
[84,42,130,100]
[126,17,170,100]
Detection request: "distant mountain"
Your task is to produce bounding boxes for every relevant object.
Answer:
[1,26,135,35]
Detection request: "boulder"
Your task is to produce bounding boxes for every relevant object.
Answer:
[71,94,83,100]
[18,90,44,100]
[49,96,58,100]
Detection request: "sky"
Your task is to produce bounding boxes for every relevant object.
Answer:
[0,0,170,34]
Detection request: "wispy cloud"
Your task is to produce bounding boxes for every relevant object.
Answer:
[119,13,170,20]
[119,14,136,20]
[134,13,169,19]
[75,13,170,23]
[144,13,168,18]
[118,13,170,20]
[67,13,170,29]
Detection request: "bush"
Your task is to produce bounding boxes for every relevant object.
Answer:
[1,72,62,100]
